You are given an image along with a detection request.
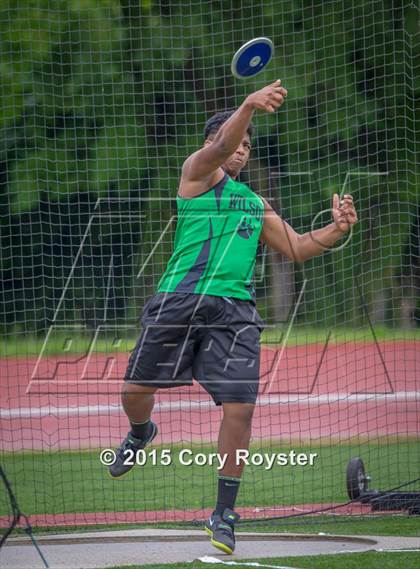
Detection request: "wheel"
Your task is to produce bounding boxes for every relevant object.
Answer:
[346,457,368,500]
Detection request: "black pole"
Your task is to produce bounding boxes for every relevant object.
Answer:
[0,465,49,568]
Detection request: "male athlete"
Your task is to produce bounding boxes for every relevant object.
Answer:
[109,80,357,554]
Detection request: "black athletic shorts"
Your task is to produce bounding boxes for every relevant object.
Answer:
[124,292,265,405]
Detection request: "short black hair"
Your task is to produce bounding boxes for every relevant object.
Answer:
[204,110,254,140]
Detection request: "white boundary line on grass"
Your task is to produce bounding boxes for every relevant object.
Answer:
[1,391,420,419]
[198,556,302,569]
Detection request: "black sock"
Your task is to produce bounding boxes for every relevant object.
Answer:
[215,476,241,515]
[130,419,152,440]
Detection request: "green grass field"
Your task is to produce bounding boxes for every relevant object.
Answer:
[2,326,419,357]
[1,441,419,518]
[108,551,420,569]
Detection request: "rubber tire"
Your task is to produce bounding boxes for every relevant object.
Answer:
[346,457,367,500]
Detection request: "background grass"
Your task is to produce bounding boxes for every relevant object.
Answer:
[107,551,420,569]
[1,326,420,358]
[1,441,419,517]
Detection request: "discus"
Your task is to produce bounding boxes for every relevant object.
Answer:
[231,37,274,79]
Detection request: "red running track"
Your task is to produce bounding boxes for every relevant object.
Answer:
[1,503,392,529]
[1,341,419,451]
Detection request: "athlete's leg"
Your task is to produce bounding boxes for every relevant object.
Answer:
[122,382,157,428]
[122,382,158,439]
[216,402,255,508]
[205,402,255,553]
[196,298,263,553]
[218,402,255,478]
[109,383,159,478]
[110,292,200,478]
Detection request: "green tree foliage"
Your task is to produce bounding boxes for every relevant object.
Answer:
[0,0,419,332]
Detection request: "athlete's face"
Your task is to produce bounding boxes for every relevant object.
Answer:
[205,133,251,178]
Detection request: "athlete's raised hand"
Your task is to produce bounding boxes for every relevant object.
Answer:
[245,80,287,113]
[332,194,358,233]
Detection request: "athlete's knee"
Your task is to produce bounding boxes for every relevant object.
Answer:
[122,383,157,401]
[222,402,255,426]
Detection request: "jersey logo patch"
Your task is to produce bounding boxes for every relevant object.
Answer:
[237,219,254,239]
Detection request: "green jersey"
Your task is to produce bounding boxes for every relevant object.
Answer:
[157,173,265,302]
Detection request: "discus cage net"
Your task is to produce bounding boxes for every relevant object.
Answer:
[1,0,419,539]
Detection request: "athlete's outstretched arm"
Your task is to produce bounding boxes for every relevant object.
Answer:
[182,80,287,183]
[260,195,358,262]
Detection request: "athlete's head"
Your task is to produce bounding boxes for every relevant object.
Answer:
[204,110,254,178]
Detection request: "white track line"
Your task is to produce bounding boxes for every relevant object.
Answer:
[1,392,419,419]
